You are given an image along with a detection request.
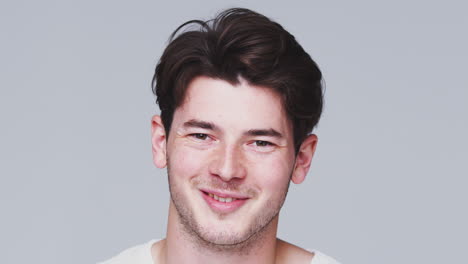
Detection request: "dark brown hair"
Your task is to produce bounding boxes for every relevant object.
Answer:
[152,8,323,152]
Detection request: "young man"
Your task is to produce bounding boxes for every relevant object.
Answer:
[100,8,340,264]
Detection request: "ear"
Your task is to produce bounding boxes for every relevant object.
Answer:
[151,115,167,168]
[291,134,318,184]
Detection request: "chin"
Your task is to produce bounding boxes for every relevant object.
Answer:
[200,231,248,245]
[196,210,278,247]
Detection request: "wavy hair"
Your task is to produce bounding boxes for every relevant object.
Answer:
[152,8,323,152]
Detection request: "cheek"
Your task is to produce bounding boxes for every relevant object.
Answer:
[249,153,294,190]
[168,142,210,178]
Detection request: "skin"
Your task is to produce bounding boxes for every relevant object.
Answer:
[151,76,318,264]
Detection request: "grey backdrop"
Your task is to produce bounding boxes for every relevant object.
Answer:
[1,0,467,263]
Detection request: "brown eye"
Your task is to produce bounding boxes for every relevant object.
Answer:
[255,140,271,147]
[192,133,208,140]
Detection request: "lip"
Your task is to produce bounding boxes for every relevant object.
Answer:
[200,190,249,214]
[200,188,250,199]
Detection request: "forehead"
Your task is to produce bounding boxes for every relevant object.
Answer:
[173,76,292,135]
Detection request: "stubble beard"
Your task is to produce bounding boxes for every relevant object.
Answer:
[166,161,291,254]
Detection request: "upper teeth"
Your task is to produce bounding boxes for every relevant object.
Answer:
[209,193,237,203]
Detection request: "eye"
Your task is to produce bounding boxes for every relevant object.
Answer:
[254,140,272,147]
[190,133,209,140]
[248,140,276,153]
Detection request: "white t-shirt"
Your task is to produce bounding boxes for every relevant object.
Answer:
[98,239,341,264]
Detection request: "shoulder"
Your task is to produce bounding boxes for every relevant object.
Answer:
[276,239,313,264]
[276,239,341,264]
[310,251,341,264]
[97,239,158,264]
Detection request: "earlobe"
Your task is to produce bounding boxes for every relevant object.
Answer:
[291,134,318,184]
[151,115,167,168]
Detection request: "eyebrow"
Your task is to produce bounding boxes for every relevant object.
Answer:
[244,128,283,138]
[183,119,217,130]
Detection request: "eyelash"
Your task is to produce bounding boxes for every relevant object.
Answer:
[253,140,273,147]
[190,133,209,140]
[188,134,275,148]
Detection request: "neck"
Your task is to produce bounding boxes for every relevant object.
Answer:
[157,202,281,264]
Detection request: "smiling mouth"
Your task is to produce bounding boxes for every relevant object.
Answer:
[201,190,249,201]
[206,192,238,203]
[201,190,249,213]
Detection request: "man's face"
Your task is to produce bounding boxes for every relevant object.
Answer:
[164,76,297,245]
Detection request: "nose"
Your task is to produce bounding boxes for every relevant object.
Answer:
[209,143,247,181]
